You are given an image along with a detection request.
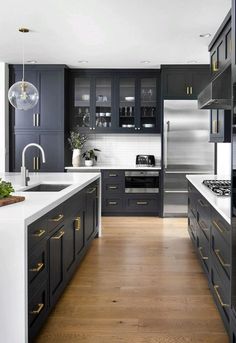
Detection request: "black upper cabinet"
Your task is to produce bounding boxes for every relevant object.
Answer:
[209,109,231,143]
[9,65,66,131]
[69,69,161,134]
[162,65,210,99]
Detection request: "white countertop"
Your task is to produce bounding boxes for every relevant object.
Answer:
[186,174,231,224]
[65,164,162,171]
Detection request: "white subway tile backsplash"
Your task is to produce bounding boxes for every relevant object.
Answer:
[85,134,161,166]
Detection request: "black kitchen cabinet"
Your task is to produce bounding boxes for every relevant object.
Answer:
[209,109,231,143]
[161,65,210,99]
[13,132,39,172]
[69,69,161,134]
[85,183,98,243]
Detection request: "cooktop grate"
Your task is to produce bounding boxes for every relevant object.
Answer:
[202,180,231,196]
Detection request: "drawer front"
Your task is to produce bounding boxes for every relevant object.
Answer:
[188,210,197,242]
[211,221,231,280]
[210,261,230,327]
[102,197,123,212]
[47,205,65,233]
[103,182,124,194]
[28,240,48,299]
[28,281,48,342]
[197,195,211,241]
[126,197,158,212]
[28,218,47,251]
[102,170,124,180]
[197,225,210,272]
[211,209,230,246]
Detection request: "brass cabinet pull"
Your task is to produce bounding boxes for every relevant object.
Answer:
[109,174,117,177]
[74,217,81,231]
[198,199,207,207]
[109,186,118,189]
[30,303,44,315]
[198,247,208,260]
[212,61,219,72]
[213,285,229,307]
[51,230,65,240]
[137,201,148,205]
[32,229,46,237]
[33,157,36,171]
[108,201,117,205]
[212,120,218,134]
[49,214,64,222]
[87,187,96,194]
[36,113,40,127]
[186,86,189,95]
[212,220,225,235]
[29,262,44,273]
[190,86,193,95]
[36,157,40,171]
[199,220,209,232]
[33,113,36,127]
[214,249,230,268]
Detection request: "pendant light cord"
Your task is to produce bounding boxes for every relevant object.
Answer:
[22,31,25,82]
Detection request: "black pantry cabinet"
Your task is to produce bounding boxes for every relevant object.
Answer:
[69,69,161,134]
[9,64,68,172]
[161,65,210,99]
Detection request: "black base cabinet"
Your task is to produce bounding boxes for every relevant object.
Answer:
[27,180,99,342]
[188,181,231,337]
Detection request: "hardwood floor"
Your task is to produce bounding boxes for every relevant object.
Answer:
[36,217,229,343]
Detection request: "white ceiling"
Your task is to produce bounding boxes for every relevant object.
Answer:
[0,0,231,68]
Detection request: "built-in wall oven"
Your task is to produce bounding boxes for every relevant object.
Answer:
[125,171,159,193]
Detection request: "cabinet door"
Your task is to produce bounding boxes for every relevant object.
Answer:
[13,132,39,172]
[12,70,40,130]
[39,132,64,172]
[225,28,232,61]
[163,70,190,98]
[95,77,114,132]
[85,186,97,242]
[217,39,225,71]
[118,77,137,131]
[39,70,64,130]
[49,226,65,306]
[191,70,210,97]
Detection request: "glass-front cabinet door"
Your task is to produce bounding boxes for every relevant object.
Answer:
[140,78,158,132]
[73,77,92,130]
[95,77,113,131]
[118,78,136,131]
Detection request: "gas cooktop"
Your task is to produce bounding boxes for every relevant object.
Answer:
[202,180,231,196]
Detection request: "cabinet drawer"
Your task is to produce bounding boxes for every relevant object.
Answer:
[211,220,231,280]
[47,205,64,233]
[102,170,124,180]
[197,225,210,273]
[28,240,48,299]
[197,194,211,241]
[188,183,197,218]
[28,281,48,342]
[103,198,123,212]
[103,182,124,194]
[28,218,47,251]
[211,209,230,246]
[126,196,158,212]
[188,210,197,242]
[210,261,230,328]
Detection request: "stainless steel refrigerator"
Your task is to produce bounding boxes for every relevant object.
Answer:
[163,100,214,216]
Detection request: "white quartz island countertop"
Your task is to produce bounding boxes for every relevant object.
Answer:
[0,172,101,343]
[186,174,231,224]
[65,164,161,171]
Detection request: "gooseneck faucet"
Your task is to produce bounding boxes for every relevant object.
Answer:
[21,143,46,186]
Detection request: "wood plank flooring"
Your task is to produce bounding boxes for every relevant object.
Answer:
[36,217,229,343]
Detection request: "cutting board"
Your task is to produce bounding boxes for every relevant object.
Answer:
[0,195,25,207]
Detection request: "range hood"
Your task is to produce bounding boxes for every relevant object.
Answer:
[198,66,231,110]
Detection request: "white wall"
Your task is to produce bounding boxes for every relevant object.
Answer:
[217,143,231,176]
[85,134,161,166]
[0,63,9,172]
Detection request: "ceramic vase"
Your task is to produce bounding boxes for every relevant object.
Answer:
[72,149,81,167]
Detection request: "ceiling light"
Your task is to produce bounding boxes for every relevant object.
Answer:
[8,28,39,111]
[199,33,211,38]
[27,60,37,64]
[78,60,88,64]
[140,61,151,64]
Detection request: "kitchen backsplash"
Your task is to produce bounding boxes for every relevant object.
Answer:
[84,134,161,166]
[217,143,231,176]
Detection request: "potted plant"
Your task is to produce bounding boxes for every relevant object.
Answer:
[82,148,101,167]
[68,130,87,167]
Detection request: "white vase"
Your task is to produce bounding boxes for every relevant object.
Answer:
[72,149,81,167]
[85,159,93,167]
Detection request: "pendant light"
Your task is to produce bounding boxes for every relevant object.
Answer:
[8,28,39,111]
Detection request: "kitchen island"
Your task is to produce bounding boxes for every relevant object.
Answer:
[0,172,101,343]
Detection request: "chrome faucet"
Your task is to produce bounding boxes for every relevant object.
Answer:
[21,143,46,186]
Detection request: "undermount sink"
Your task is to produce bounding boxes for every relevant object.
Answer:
[23,184,71,192]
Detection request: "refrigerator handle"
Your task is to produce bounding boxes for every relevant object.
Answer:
[164,121,170,169]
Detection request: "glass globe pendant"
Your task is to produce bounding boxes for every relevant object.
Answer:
[8,28,39,110]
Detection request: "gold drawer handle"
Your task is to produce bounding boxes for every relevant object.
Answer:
[213,285,229,307]
[137,201,148,205]
[87,187,96,194]
[29,262,44,273]
[198,247,208,260]
[108,201,117,205]
[190,86,193,95]
[212,61,219,72]
[109,174,117,177]
[198,199,207,207]
[186,86,189,95]
[51,230,65,240]
[30,303,44,315]
[49,214,64,222]
[32,229,46,237]
[109,186,118,189]
[199,220,209,232]
[74,217,81,231]
[214,249,230,268]
[212,220,225,235]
